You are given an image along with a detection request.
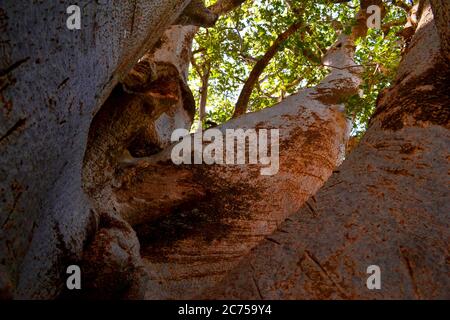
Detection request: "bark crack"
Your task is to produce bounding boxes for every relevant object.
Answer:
[0,57,29,77]
[0,118,26,144]
[303,250,348,298]
[129,0,137,37]
[1,188,22,228]
[304,200,318,217]
[250,262,264,300]
[265,237,281,245]
[399,247,421,299]
[57,77,70,89]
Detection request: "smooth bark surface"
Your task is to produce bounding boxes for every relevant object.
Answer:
[0,0,191,299]
[98,13,370,298]
[205,2,450,299]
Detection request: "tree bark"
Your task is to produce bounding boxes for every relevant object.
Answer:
[87,7,374,298]
[205,1,450,299]
[198,63,211,129]
[82,25,198,222]
[0,0,192,299]
[79,0,252,298]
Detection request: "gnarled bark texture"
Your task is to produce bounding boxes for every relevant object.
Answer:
[81,13,370,298]
[0,0,192,299]
[78,25,200,299]
[133,97,350,299]
[205,1,450,299]
[83,25,198,222]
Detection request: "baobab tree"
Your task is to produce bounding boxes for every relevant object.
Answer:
[0,0,448,300]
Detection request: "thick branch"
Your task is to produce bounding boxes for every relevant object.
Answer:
[116,86,351,298]
[205,1,450,300]
[430,0,450,59]
[83,0,382,300]
[104,8,371,296]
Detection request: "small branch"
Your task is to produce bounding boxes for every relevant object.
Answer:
[232,21,304,118]
[382,17,408,33]
[198,62,211,130]
[392,0,412,13]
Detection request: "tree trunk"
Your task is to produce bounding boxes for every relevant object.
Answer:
[205,1,450,299]
[82,25,198,220]
[83,8,374,298]
[78,1,251,298]
[0,0,193,299]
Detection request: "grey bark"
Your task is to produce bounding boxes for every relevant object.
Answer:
[0,0,191,299]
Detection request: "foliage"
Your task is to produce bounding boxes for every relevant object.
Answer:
[188,0,408,135]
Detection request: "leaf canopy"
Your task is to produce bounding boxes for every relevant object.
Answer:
[189,0,408,135]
